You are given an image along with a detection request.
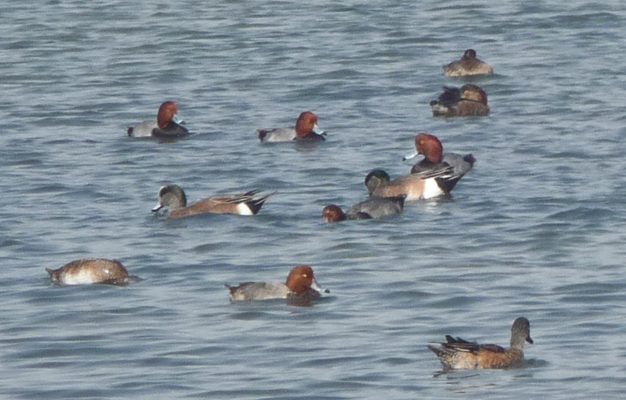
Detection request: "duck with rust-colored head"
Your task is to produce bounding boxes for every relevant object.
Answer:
[430,84,489,117]
[127,101,188,138]
[403,133,475,193]
[46,259,140,286]
[256,111,325,142]
[225,265,329,302]
[152,185,272,219]
[443,49,493,77]
[428,317,533,370]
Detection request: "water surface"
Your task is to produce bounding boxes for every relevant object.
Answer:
[1,1,626,399]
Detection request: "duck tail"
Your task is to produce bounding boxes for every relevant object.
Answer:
[427,344,446,358]
[463,154,476,166]
[245,192,275,215]
[224,284,236,295]
[256,129,270,142]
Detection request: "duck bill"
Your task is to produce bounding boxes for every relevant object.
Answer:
[172,114,185,126]
[403,150,418,161]
[312,123,325,135]
[311,278,330,295]
[152,203,163,213]
[526,335,534,344]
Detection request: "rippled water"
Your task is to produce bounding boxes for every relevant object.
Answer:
[2,0,626,398]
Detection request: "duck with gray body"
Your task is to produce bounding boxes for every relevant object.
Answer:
[323,194,405,222]
[225,265,329,302]
[403,133,476,193]
[345,195,406,220]
[127,101,188,138]
[256,111,325,142]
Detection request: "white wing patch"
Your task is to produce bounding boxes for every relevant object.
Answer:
[236,203,254,215]
[422,179,445,199]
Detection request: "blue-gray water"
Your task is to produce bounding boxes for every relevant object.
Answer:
[2,0,626,398]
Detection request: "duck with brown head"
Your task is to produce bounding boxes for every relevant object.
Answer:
[430,84,489,117]
[404,133,475,193]
[256,111,326,142]
[127,101,188,138]
[225,265,329,303]
[443,49,493,77]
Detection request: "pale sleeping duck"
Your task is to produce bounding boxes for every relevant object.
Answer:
[256,111,325,142]
[404,133,475,193]
[127,101,188,138]
[428,317,533,370]
[225,265,329,303]
[46,258,140,286]
[152,185,272,219]
[443,49,493,77]
[322,195,406,222]
[430,84,489,117]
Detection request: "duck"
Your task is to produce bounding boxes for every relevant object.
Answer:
[46,258,140,285]
[127,101,188,138]
[428,317,533,370]
[256,111,325,142]
[403,133,475,193]
[443,49,493,77]
[322,195,405,222]
[225,265,329,302]
[364,170,446,201]
[365,142,474,200]
[152,185,272,219]
[430,84,489,117]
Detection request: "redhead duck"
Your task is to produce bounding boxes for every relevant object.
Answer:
[403,133,475,193]
[152,185,272,219]
[322,195,405,222]
[443,49,493,77]
[46,259,140,285]
[428,317,533,370]
[127,101,188,138]
[256,111,325,142]
[225,265,329,302]
[430,84,489,117]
